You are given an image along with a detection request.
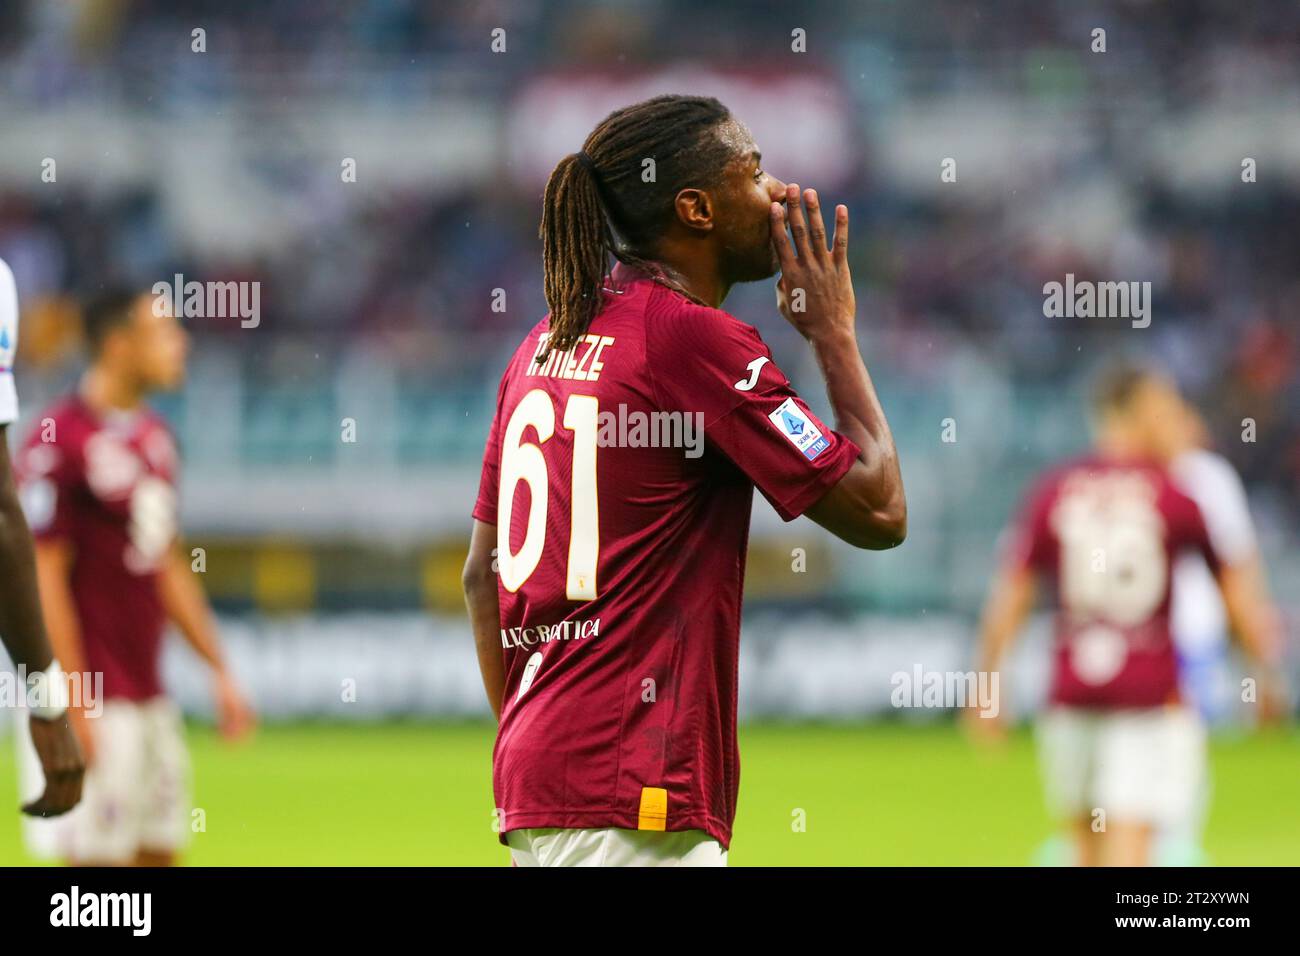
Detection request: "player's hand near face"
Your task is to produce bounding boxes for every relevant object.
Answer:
[22,712,85,817]
[769,184,907,549]
[771,184,855,342]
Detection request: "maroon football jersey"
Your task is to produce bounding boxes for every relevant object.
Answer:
[18,395,179,701]
[473,261,860,847]
[1008,454,1221,709]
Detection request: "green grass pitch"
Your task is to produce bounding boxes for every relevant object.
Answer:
[2,721,1297,865]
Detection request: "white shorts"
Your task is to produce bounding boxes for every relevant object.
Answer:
[506,827,728,867]
[1036,705,1206,829]
[17,697,192,863]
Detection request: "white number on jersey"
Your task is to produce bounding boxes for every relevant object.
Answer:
[1053,476,1167,627]
[497,389,600,600]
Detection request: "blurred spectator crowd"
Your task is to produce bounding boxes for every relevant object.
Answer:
[0,0,1297,525]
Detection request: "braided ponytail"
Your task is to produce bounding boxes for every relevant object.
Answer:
[538,152,615,362]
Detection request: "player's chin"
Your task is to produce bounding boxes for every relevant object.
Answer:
[722,237,780,284]
[739,248,781,284]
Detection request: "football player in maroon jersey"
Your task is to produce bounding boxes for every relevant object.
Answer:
[463,95,906,866]
[16,289,255,866]
[970,363,1285,866]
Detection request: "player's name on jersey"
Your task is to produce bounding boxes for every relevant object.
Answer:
[500,617,601,649]
[527,332,615,381]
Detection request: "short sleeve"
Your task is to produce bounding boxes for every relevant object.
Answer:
[647,300,860,522]
[471,371,510,526]
[1171,451,1256,566]
[0,258,19,425]
[1005,473,1057,574]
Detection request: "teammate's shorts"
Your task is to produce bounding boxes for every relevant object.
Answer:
[16,696,192,863]
[1036,704,1206,829]
[505,827,728,867]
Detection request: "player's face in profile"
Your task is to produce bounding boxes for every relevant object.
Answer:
[713,121,787,283]
[130,297,189,390]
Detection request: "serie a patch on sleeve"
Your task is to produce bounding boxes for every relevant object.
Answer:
[768,398,830,461]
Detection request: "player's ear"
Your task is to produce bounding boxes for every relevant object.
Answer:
[673,188,714,232]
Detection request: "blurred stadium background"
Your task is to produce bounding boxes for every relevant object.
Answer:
[0,0,1297,864]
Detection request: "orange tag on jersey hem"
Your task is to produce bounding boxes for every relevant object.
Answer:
[637,787,668,831]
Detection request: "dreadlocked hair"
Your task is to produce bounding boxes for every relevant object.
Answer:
[537,94,735,363]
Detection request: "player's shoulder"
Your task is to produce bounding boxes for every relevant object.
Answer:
[25,394,97,447]
[497,318,551,380]
[1171,447,1241,494]
[1153,463,1206,518]
[645,284,765,349]
[137,402,177,446]
[15,394,88,478]
[141,401,173,433]
[30,394,90,432]
[1103,455,1205,523]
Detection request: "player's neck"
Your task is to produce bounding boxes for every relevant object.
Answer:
[645,248,731,308]
[80,366,146,414]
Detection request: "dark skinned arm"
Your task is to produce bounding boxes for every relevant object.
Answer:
[0,427,84,816]
[462,519,505,722]
[771,184,906,550]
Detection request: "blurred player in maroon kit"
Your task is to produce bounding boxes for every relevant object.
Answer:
[462,95,907,866]
[15,289,255,866]
[971,364,1285,867]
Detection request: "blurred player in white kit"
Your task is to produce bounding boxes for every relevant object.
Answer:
[1154,394,1286,864]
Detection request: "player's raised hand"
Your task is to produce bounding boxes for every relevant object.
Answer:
[22,713,85,817]
[771,184,855,341]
